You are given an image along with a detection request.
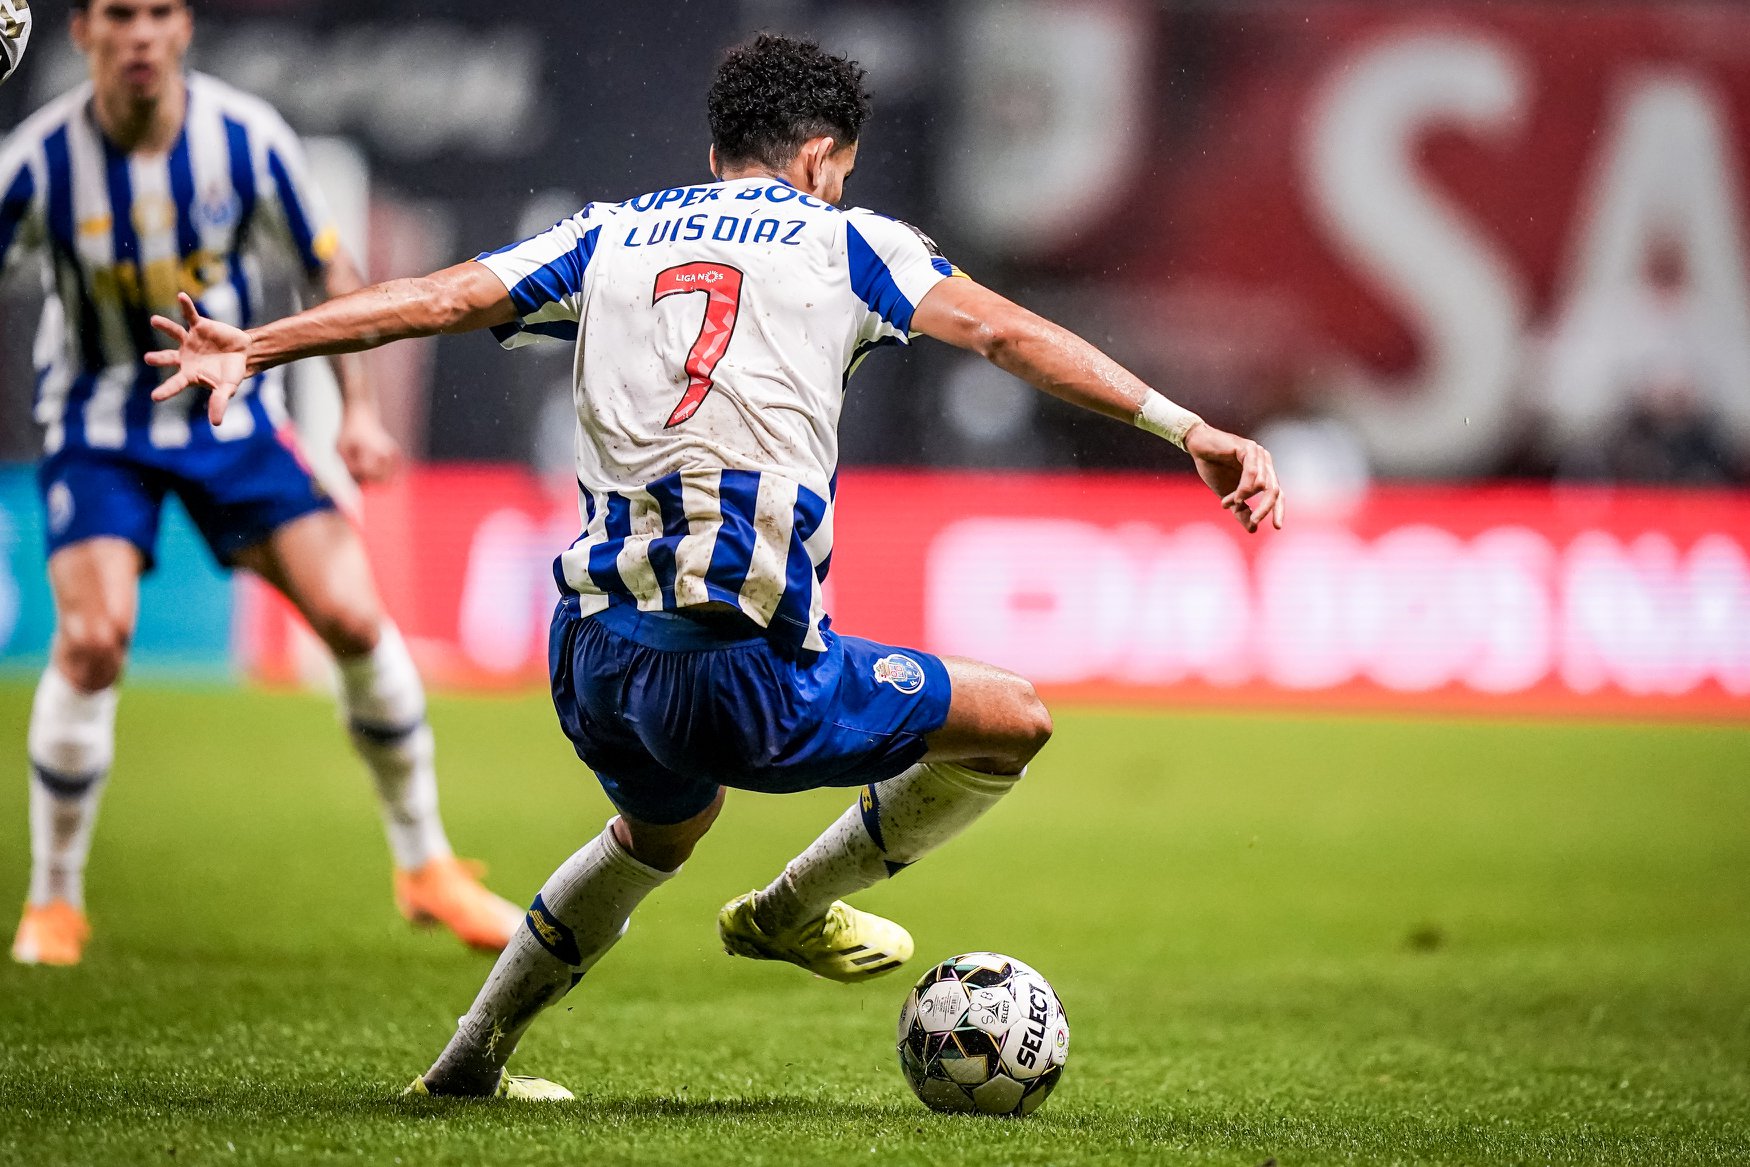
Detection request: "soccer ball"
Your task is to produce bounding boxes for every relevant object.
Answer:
[0,0,30,88]
[896,952,1069,1117]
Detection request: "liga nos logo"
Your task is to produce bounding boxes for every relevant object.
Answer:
[0,0,29,88]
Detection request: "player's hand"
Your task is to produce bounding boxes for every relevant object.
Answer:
[146,293,250,427]
[337,406,403,485]
[1184,422,1285,533]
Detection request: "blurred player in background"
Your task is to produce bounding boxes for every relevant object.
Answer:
[0,0,32,88]
[151,34,1283,1098]
[0,0,522,965]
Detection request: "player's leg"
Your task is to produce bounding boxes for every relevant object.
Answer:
[230,508,519,951]
[15,448,161,967]
[416,597,729,1097]
[723,655,1051,977]
[417,794,723,1098]
[13,538,141,966]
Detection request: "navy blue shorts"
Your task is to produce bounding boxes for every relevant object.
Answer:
[548,595,955,824]
[37,427,333,569]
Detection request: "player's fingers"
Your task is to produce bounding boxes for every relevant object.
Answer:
[1250,485,1281,532]
[1222,490,1257,532]
[1271,490,1286,530]
[1221,446,1266,508]
[143,349,180,368]
[178,292,202,328]
[1261,459,1285,529]
[150,314,187,344]
[207,383,236,427]
[150,372,191,401]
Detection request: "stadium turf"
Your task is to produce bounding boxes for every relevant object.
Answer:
[0,683,1746,1166]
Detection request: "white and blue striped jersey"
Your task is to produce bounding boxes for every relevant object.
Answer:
[0,72,338,455]
[476,177,962,652]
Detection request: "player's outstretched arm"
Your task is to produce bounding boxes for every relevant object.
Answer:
[912,277,1284,532]
[147,261,517,427]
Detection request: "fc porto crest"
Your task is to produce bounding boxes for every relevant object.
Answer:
[194,188,243,234]
[872,653,925,695]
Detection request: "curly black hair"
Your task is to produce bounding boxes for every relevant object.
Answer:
[708,34,872,170]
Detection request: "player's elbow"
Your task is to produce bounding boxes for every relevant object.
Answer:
[969,317,1018,364]
[973,309,1051,375]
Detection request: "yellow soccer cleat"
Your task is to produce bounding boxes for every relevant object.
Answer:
[718,891,913,983]
[393,856,523,953]
[11,900,90,967]
[405,1073,575,1101]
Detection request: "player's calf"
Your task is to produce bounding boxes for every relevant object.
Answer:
[729,657,1050,976]
[759,758,1023,907]
[420,819,676,1096]
[329,620,520,951]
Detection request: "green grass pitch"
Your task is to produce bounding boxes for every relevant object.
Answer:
[1,683,1747,1165]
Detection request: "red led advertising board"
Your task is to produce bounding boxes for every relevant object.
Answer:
[242,467,1750,721]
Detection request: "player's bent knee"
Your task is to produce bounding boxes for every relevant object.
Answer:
[994,676,1052,773]
[1018,677,1053,749]
[56,614,132,691]
[309,603,382,660]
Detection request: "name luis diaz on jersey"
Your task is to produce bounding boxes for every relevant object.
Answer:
[617,182,833,250]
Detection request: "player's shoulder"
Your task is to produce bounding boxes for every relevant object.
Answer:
[549,200,618,237]
[186,72,298,139]
[842,206,948,256]
[576,198,621,223]
[0,82,91,169]
[841,206,957,276]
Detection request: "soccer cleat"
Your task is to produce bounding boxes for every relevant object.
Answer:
[718,891,913,983]
[11,900,90,967]
[405,1073,575,1101]
[393,856,523,953]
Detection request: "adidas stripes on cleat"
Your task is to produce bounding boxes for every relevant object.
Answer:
[405,1073,575,1102]
[718,891,913,983]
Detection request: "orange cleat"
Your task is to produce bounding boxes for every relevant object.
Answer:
[11,900,90,966]
[394,856,523,953]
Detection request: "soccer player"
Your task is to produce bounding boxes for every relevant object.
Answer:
[0,0,522,965]
[150,34,1283,1098]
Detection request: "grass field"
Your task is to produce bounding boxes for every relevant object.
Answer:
[0,682,1747,1166]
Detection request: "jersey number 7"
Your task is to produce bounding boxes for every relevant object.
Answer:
[653,262,744,428]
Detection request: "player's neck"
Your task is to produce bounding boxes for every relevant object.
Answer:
[718,162,801,190]
[91,77,186,155]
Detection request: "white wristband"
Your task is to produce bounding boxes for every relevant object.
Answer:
[1133,391,1203,451]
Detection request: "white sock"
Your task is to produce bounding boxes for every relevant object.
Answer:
[424,820,675,1094]
[753,761,1022,935]
[336,621,451,870]
[26,666,118,909]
